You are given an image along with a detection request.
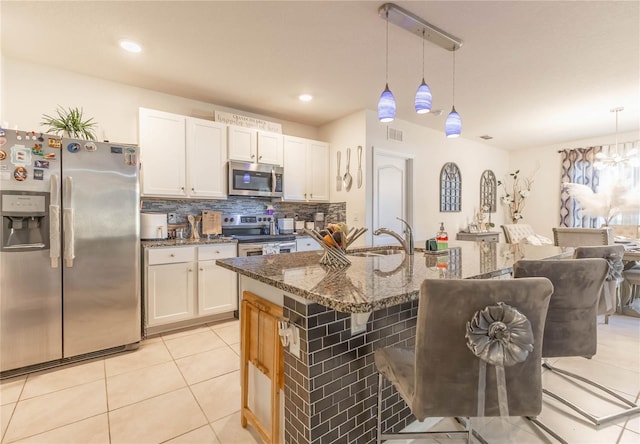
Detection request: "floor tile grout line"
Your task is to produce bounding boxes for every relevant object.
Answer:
[170,342,239,443]
[3,412,108,444]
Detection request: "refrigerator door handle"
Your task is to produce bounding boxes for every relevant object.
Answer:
[63,176,75,268]
[50,174,61,268]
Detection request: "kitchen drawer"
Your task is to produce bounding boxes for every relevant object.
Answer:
[198,243,237,261]
[147,246,195,265]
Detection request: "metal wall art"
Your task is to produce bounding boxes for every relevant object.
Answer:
[480,169,497,213]
[440,162,461,212]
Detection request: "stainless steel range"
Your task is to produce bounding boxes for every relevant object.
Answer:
[222,214,296,256]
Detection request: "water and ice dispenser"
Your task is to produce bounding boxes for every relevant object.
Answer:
[1,191,49,251]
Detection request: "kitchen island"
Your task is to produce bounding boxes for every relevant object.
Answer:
[216,241,571,444]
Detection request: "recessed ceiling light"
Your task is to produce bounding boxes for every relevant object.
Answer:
[119,40,142,53]
[298,94,313,102]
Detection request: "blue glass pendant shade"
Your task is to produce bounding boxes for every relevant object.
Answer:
[414,79,432,114]
[445,106,462,138]
[378,83,396,123]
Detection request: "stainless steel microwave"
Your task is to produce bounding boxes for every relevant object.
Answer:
[228,161,284,198]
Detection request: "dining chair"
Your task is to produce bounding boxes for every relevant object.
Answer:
[552,227,613,247]
[573,245,625,323]
[375,277,553,443]
[500,224,536,243]
[513,258,640,426]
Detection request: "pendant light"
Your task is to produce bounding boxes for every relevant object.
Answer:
[415,28,432,114]
[594,107,639,169]
[445,47,462,138]
[378,10,396,123]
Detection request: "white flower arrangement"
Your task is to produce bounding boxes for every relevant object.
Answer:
[498,170,534,224]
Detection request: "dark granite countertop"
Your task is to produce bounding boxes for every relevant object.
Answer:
[142,237,237,248]
[216,240,572,313]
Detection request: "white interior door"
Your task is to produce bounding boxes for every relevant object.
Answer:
[372,150,409,246]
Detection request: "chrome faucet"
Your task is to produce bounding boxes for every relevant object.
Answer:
[373,217,414,255]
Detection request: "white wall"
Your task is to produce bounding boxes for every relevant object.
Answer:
[510,130,640,238]
[319,110,367,244]
[0,57,319,144]
[320,109,511,244]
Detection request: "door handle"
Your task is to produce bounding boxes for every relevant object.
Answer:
[271,168,276,194]
[63,176,75,268]
[49,174,60,268]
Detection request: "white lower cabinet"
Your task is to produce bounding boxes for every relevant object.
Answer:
[147,261,196,325]
[145,244,237,328]
[198,245,238,316]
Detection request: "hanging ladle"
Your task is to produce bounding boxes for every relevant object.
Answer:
[343,148,353,191]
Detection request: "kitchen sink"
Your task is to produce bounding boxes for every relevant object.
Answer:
[348,248,404,257]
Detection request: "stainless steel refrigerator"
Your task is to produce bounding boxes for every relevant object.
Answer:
[0,130,140,374]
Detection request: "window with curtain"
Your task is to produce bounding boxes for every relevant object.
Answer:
[559,141,640,228]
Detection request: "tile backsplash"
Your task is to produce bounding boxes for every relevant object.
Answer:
[141,196,346,225]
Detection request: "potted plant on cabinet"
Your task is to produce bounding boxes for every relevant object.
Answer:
[41,106,98,140]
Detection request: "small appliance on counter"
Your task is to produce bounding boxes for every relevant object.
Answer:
[278,218,294,234]
[141,213,168,240]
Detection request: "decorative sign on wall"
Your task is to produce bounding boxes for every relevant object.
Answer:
[214,111,282,133]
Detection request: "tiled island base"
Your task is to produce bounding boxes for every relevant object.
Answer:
[282,295,418,444]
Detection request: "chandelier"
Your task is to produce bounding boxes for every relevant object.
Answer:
[594,107,639,169]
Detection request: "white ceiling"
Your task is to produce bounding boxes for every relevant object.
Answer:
[2,1,639,150]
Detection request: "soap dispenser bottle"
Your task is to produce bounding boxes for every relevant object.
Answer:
[436,222,448,250]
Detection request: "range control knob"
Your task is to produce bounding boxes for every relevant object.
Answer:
[229,217,234,223]
[224,217,229,222]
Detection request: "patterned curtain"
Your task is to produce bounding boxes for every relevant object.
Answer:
[559,147,601,227]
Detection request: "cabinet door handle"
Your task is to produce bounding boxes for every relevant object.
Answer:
[259,155,262,160]
[180,187,185,191]
[251,154,256,159]
[199,268,203,271]
[191,187,195,192]
[170,254,175,257]
[215,250,220,254]
[188,268,193,272]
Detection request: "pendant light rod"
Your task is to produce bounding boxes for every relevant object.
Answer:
[612,106,623,154]
[378,3,463,52]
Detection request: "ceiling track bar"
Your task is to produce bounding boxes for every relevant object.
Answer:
[378,3,463,51]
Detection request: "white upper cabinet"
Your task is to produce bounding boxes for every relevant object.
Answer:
[139,108,227,199]
[283,136,330,202]
[139,108,186,197]
[228,125,283,166]
[187,118,227,198]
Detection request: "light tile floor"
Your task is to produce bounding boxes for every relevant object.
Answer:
[0,316,639,444]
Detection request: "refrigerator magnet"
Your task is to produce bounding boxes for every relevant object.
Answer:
[67,142,81,153]
[84,142,97,152]
[47,138,61,149]
[110,146,123,154]
[34,169,44,180]
[13,166,27,181]
[44,152,57,160]
[32,144,43,156]
[0,137,6,147]
[10,145,31,166]
[0,149,5,160]
[34,159,49,169]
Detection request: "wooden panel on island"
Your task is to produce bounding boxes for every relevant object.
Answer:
[241,291,284,444]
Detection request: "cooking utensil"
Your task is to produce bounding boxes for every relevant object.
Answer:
[188,214,197,239]
[336,150,342,191]
[357,145,363,189]
[195,215,202,239]
[343,148,352,191]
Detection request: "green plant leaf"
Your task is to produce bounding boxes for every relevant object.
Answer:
[40,105,97,140]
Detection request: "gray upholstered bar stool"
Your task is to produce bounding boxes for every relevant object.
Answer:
[374,278,553,443]
[573,245,625,324]
[513,258,640,426]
